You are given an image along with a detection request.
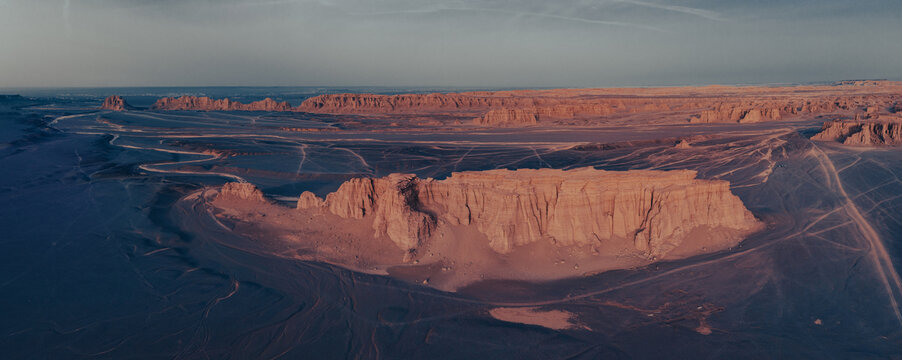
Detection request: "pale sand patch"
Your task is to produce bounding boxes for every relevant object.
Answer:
[489,307,582,330]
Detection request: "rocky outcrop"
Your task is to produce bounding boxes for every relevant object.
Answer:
[152,96,292,112]
[811,121,902,145]
[101,95,134,111]
[298,93,504,114]
[218,182,265,202]
[689,106,781,123]
[296,191,325,209]
[675,139,692,149]
[297,93,616,119]
[296,168,759,257]
[474,108,538,126]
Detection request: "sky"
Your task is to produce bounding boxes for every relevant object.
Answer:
[0,0,900,88]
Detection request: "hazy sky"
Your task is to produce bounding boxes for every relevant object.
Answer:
[1,0,900,88]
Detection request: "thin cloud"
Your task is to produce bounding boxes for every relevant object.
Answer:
[354,7,666,32]
[616,0,725,22]
[62,0,72,33]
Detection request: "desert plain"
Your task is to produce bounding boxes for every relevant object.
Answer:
[2,81,902,357]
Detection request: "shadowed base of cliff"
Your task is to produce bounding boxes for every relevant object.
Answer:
[208,168,761,291]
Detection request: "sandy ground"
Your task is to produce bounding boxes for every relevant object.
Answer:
[8,90,902,358]
[488,307,583,330]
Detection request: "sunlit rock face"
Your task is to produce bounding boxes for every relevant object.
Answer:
[812,121,902,145]
[100,95,134,111]
[218,182,265,202]
[689,106,782,123]
[474,108,538,126]
[296,168,759,257]
[151,96,292,112]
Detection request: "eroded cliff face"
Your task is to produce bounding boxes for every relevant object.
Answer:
[151,96,292,112]
[298,89,901,126]
[812,120,902,145]
[141,84,902,127]
[101,96,134,111]
[474,108,538,126]
[689,106,782,123]
[296,168,759,257]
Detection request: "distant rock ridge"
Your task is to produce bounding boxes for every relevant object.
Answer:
[294,168,760,257]
[298,90,900,125]
[101,95,135,111]
[811,120,902,145]
[151,96,292,112]
[136,84,902,127]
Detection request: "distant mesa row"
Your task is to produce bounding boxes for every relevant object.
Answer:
[100,82,902,126]
[101,95,291,112]
[152,96,292,112]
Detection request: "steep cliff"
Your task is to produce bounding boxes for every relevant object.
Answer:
[812,121,902,145]
[296,168,759,257]
[100,95,134,111]
[140,84,902,128]
[152,96,292,112]
[474,108,538,126]
[689,106,781,123]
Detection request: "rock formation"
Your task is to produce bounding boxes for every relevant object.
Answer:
[675,139,692,149]
[296,191,325,209]
[152,96,292,112]
[811,120,902,145]
[218,182,265,202]
[100,95,134,111]
[138,83,902,127]
[296,168,759,257]
[689,106,781,123]
[474,108,538,126]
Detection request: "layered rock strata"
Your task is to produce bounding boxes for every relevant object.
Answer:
[689,107,782,123]
[474,108,538,126]
[100,95,134,111]
[296,168,759,257]
[139,83,902,126]
[812,121,902,145]
[152,96,292,112]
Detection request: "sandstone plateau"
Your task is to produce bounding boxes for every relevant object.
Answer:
[100,95,134,111]
[294,168,760,258]
[135,82,902,127]
[812,120,902,146]
[151,96,292,112]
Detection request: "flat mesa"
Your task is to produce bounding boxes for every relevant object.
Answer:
[211,167,761,291]
[104,81,902,128]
